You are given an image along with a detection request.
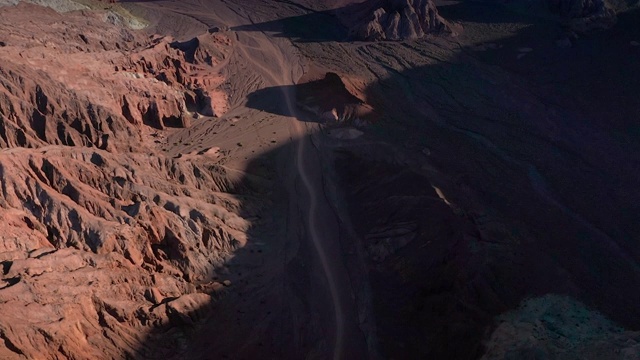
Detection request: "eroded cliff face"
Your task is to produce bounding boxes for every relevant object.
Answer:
[0,2,229,151]
[344,0,452,41]
[0,3,249,358]
[0,147,259,359]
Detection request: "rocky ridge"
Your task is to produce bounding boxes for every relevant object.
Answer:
[0,146,257,358]
[0,3,253,358]
[482,295,640,359]
[0,3,230,151]
[344,0,452,41]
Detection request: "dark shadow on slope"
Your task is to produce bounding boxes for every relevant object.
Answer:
[436,0,545,24]
[134,4,640,360]
[336,6,640,360]
[244,84,326,122]
[245,84,296,117]
[132,137,316,359]
[246,72,369,123]
[133,127,366,359]
[230,10,348,43]
[239,5,640,359]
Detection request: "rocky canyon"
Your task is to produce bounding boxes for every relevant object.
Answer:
[0,0,640,359]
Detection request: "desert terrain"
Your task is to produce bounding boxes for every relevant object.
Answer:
[0,0,639,359]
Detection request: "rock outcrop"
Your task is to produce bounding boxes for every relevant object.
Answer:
[344,0,452,41]
[295,72,375,124]
[482,295,640,359]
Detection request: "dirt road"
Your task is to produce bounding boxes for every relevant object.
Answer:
[131,0,369,358]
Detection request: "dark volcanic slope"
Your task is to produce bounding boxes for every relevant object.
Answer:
[0,3,249,359]
[285,1,640,359]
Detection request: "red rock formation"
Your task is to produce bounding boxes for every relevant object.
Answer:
[0,3,245,358]
[0,2,230,150]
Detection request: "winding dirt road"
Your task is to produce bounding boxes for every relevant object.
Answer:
[133,0,368,358]
[224,6,349,359]
[226,6,367,358]
[287,84,347,360]
[221,4,371,358]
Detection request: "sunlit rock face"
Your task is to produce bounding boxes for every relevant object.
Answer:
[0,3,243,359]
[0,2,230,152]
